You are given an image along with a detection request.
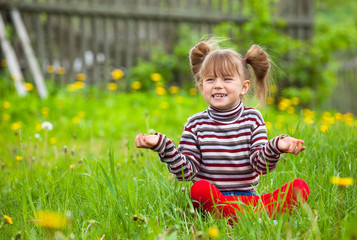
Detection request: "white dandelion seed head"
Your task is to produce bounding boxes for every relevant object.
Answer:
[41,121,53,131]
[35,133,41,140]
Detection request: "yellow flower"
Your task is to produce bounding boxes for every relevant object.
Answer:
[304,117,314,125]
[160,102,169,109]
[320,125,328,133]
[278,98,291,111]
[47,65,54,74]
[49,137,57,145]
[4,215,13,225]
[42,107,49,118]
[269,85,277,94]
[76,73,86,81]
[67,84,77,92]
[176,96,184,103]
[77,111,86,118]
[189,88,197,96]
[72,117,80,124]
[151,73,162,82]
[1,59,7,67]
[75,81,85,89]
[266,97,274,105]
[3,113,11,122]
[16,156,23,161]
[131,81,142,91]
[3,101,11,109]
[11,122,22,131]
[112,69,124,80]
[35,123,42,131]
[156,87,166,96]
[330,177,354,187]
[35,211,69,230]
[287,106,295,114]
[57,67,66,75]
[291,97,300,105]
[169,86,180,94]
[208,226,219,238]
[107,82,117,91]
[265,121,272,130]
[69,164,75,169]
[25,82,34,91]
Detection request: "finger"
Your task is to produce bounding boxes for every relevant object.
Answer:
[294,143,302,155]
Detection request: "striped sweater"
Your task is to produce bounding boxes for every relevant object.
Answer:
[151,101,286,192]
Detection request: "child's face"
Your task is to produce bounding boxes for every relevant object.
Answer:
[200,74,250,110]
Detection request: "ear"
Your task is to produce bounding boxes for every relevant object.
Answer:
[240,80,250,95]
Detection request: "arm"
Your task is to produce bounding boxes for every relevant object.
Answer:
[135,128,201,181]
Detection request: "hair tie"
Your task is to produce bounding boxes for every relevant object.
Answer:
[244,57,247,62]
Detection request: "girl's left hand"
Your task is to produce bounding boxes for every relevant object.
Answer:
[278,136,306,155]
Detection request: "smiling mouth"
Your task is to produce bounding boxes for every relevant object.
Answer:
[212,94,227,98]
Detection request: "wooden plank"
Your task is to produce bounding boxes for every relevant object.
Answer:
[0,12,27,96]
[11,8,48,98]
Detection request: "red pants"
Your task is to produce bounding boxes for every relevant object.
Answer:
[189,179,310,218]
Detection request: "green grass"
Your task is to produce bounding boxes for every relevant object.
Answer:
[0,85,356,239]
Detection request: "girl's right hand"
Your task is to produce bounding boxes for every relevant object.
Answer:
[135,133,160,149]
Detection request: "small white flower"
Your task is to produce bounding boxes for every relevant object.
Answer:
[35,133,41,140]
[41,121,53,131]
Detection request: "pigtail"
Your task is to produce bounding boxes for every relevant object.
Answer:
[245,45,270,105]
[189,42,211,85]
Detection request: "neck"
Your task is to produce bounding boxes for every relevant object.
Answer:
[208,102,243,123]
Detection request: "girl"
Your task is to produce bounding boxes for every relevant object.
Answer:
[135,40,310,219]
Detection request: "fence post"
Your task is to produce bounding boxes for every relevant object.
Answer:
[0,12,27,97]
[10,8,48,98]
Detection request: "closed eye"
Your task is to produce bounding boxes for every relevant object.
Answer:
[224,78,233,81]
[205,78,214,82]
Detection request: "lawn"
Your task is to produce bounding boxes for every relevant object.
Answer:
[0,85,356,239]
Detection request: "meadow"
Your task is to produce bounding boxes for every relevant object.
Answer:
[0,82,356,240]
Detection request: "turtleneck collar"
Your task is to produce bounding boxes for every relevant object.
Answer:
[207,101,244,124]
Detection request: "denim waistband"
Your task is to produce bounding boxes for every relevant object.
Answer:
[221,191,258,197]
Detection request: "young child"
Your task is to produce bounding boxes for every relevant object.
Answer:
[135,40,310,219]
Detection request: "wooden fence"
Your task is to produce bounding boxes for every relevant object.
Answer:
[0,0,314,87]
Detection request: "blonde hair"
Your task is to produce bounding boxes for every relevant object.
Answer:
[189,41,270,104]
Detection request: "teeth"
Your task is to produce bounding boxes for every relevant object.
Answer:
[213,94,226,97]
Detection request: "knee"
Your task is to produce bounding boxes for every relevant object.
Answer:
[292,178,310,201]
[189,180,221,208]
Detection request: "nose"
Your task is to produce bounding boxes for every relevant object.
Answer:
[213,78,223,89]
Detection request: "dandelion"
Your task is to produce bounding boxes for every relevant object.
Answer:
[2,113,10,122]
[72,117,80,124]
[207,226,219,239]
[35,133,41,140]
[270,85,277,94]
[67,84,78,92]
[49,137,57,145]
[266,121,272,130]
[76,73,86,81]
[112,69,124,80]
[16,156,23,161]
[267,97,275,105]
[176,96,184,103]
[75,81,85,89]
[35,210,69,230]
[57,67,66,75]
[155,87,166,96]
[160,102,169,109]
[291,97,300,105]
[3,215,13,225]
[11,122,22,131]
[69,164,75,169]
[47,65,54,74]
[41,121,53,131]
[131,81,142,91]
[330,177,354,187]
[107,82,117,91]
[77,111,86,118]
[25,82,34,91]
[320,125,328,133]
[169,86,180,94]
[1,59,7,67]
[151,73,162,82]
[278,98,291,111]
[287,106,295,114]
[35,123,42,131]
[189,88,197,96]
[41,107,49,118]
[3,101,11,109]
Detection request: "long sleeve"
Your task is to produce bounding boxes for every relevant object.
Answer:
[150,128,201,181]
[249,122,287,175]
